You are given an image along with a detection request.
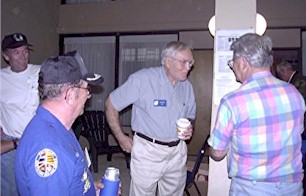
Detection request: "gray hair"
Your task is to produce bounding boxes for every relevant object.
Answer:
[39,73,82,100]
[230,33,273,68]
[276,61,292,73]
[161,41,192,65]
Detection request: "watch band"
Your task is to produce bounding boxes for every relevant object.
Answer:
[13,139,18,149]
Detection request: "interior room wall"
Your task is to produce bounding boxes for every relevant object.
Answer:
[1,0,61,67]
[179,31,214,49]
[58,0,215,34]
[257,0,306,28]
[57,0,306,75]
[187,50,213,155]
[58,0,306,34]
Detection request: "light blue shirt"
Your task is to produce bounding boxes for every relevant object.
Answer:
[110,66,196,141]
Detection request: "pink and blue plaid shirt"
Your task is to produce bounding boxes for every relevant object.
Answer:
[209,71,306,182]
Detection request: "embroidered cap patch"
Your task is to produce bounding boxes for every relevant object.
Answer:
[35,148,58,177]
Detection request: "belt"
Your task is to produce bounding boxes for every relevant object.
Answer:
[136,132,180,147]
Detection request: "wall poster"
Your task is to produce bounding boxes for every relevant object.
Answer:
[213,29,254,105]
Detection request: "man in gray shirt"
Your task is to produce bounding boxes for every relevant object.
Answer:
[105,41,196,196]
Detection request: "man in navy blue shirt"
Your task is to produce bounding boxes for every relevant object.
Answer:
[14,51,104,195]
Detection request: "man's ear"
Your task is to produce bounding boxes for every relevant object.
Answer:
[241,57,250,71]
[65,88,76,106]
[164,57,171,69]
[2,53,9,62]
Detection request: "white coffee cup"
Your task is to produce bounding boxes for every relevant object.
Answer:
[176,118,191,139]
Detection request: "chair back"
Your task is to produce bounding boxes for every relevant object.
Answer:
[79,110,110,147]
[72,117,83,140]
[190,134,210,178]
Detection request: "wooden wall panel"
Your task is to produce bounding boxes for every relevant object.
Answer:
[187,50,213,155]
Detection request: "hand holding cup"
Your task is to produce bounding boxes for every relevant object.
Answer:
[176,118,192,140]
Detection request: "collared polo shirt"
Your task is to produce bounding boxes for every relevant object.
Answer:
[110,66,196,141]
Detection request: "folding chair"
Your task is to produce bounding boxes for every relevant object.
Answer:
[185,134,210,196]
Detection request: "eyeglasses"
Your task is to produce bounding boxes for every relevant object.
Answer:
[227,57,240,68]
[75,86,91,95]
[169,56,195,67]
[228,59,234,68]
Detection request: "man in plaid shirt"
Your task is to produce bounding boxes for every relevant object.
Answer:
[209,33,305,196]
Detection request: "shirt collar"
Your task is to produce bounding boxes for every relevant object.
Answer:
[160,66,169,86]
[243,70,272,84]
[288,71,296,83]
[160,65,183,88]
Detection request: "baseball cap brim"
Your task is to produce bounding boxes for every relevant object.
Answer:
[84,73,104,85]
[8,43,32,49]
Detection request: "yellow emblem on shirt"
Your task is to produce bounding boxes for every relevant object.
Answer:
[81,169,91,194]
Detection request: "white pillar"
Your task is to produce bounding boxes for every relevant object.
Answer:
[208,1,256,195]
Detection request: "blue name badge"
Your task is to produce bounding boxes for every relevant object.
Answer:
[153,99,167,107]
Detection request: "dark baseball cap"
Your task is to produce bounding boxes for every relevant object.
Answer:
[40,51,103,85]
[2,33,32,51]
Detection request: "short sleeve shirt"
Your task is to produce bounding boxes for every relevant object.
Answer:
[110,66,196,140]
[208,71,305,182]
[0,64,40,138]
[15,106,96,196]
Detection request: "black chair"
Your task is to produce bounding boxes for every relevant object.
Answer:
[73,110,130,173]
[185,134,210,196]
[72,117,83,140]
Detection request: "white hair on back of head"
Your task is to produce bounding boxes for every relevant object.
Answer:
[230,33,273,68]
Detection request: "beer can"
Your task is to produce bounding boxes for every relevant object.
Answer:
[100,167,120,196]
[104,167,120,181]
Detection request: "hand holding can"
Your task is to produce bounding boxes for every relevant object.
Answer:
[100,167,120,196]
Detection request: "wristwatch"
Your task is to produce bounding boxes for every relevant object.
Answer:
[13,139,18,149]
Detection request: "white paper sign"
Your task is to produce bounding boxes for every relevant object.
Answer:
[213,29,254,105]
